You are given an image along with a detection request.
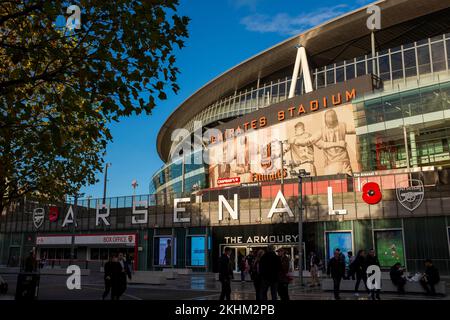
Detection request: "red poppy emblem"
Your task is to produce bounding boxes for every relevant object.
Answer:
[49,206,59,222]
[362,182,382,204]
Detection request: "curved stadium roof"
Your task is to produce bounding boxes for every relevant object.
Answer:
[157,0,450,162]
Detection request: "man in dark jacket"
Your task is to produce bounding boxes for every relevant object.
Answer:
[260,245,282,300]
[102,256,114,300]
[390,262,406,294]
[114,252,132,300]
[327,249,345,300]
[353,250,369,296]
[366,249,381,300]
[420,259,440,296]
[218,247,233,300]
[276,248,291,300]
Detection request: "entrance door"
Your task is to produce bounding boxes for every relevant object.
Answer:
[232,247,247,272]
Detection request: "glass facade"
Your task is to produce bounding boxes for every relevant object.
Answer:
[355,80,450,171]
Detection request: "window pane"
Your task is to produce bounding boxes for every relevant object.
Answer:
[356,61,366,77]
[326,68,335,85]
[336,67,344,82]
[417,45,431,74]
[346,63,355,80]
[379,55,390,81]
[383,94,402,121]
[391,52,403,80]
[447,39,450,69]
[403,48,417,78]
[431,42,446,72]
[421,85,443,113]
[316,72,325,88]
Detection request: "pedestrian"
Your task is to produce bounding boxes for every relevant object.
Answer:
[346,251,355,280]
[24,251,37,272]
[366,248,381,300]
[110,255,122,300]
[389,262,406,294]
[251,250,264,300]
[353,249,369,297]
[102,255,113,300]
[260,245,281,301]
[218,247,233,300]
[327,248,345,300]
[113,252,132,300]
[164,239,172,265]
[308,251,321,287]
[277,248,291,300]
[420,259,440,296]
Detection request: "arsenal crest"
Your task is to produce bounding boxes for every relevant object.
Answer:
[396,179,424,212]
[33,208,45,229]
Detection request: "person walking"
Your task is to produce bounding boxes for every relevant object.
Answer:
[102,256,114,300]
[110,255,123,300]
[327,248,346,300]
[114,252,132,300]
[260,245,281,301]
[251,249,264,300]
[389,262,406,294]
[346,251,356,280]
[277,248,291,300]
[218,247,233,300]
[24,251,37,273]
[366,249,381,300]
[420,259,440,296]
[308,251,321,287]
[353,249,369,297]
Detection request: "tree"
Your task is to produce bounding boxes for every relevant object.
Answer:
[0,0,189,212]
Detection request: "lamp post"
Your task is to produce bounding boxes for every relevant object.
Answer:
[102,163,112,205]
[290,168,310,287]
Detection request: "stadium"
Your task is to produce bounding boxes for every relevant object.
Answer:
[1,0,450,276]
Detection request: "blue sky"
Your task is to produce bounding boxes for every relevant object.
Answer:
[81,0,373,199]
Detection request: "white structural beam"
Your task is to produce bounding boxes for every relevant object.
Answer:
[288,45,313,99]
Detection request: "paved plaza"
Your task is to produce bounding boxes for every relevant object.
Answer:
[0,272,448,301]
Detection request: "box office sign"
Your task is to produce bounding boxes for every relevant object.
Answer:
[36,234,136,246]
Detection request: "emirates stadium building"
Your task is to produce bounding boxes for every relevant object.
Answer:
[1,0,450,277]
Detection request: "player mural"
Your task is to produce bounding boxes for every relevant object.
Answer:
[208,103,359,188]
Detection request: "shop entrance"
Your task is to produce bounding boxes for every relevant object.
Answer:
[220,243,304,272]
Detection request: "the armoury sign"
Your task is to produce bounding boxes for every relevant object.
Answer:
[224,234,299,245]
[396,179,425,212]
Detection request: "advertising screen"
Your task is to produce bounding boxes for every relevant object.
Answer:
[190,236,206,266]
[207,103,359,188]
[374,230,405,267]
[326,231,353,265]
[157,237,174,266]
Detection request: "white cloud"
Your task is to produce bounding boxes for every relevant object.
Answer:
[240,4,350,35]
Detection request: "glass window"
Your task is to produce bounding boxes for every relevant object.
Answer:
[346,63,355,80]
[383,94,402,121]
[336,67,344,83]
[100,248,109,260]
[431,41,446,72]
[401,89,422,117]
[379,54,390,81]
[326,68,335,86]
[421,85,443,113]
[417,45,431,75]
[403,48,417,78]
[316,72,325,88]
[391,52,403,80]
[356,61,366,77]
[364,98,384,125]
[446,39,450,69]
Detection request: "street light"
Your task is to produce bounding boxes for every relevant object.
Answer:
[290,168,310,287]
[102,163,112,204]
